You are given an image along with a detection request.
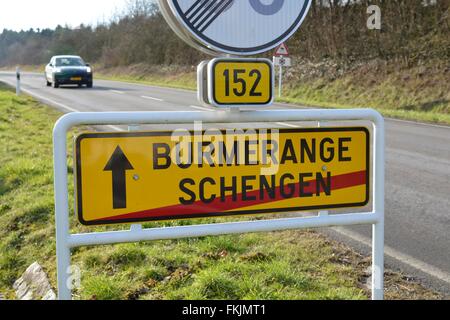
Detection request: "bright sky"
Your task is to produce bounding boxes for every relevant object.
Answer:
[0,0,128,31]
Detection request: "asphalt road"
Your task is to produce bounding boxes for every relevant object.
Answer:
[1,72,449,295]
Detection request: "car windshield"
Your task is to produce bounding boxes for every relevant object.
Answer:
[55,57,85,67]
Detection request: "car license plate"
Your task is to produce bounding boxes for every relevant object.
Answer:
[71,77,82,81]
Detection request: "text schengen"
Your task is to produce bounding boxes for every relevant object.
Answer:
[151,128,354,206]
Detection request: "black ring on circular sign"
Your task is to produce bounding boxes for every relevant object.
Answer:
[171,0,311,54]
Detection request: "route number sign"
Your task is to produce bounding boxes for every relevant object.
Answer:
[158,0,312,55]
[208,58,274,107]
[74,128,370,226]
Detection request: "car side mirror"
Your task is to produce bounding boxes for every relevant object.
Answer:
[85,63,90,67]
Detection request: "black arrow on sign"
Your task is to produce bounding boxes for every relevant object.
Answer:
[104,146,134,209]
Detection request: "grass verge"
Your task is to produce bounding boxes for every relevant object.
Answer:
[0,83,445,300]
[280,59,450,125]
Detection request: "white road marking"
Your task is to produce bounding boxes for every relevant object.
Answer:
[189,105,215,112]
[109,90,125,95]
[141,95,164,102]
[99,78,194,94]
[332,227,450,285]
[28,91,79,113]
[275,122,300,128]
[386,117,449,129]
[107,125,124,132]
[0,79,127,133]
[0,79,79,113]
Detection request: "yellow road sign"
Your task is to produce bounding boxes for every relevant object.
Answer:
[208,58,274,107]
[75,128,370,226]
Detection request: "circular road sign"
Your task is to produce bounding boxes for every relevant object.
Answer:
[158,0,312,56]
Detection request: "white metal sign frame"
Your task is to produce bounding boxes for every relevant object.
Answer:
[53,108,385,300]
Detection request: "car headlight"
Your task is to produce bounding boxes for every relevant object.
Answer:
[86,67,92,73]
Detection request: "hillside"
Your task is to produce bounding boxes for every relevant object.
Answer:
[1,1,449,67]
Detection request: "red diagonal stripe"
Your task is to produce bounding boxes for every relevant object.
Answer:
[95,170,367,222]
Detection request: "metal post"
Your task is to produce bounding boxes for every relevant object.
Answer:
[278,65,283,97]
[16,67,21,96]
[372,219,385,300]
[372,115,385,300]
[53,121,72,300]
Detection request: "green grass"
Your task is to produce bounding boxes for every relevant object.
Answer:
[279,66,450,125]
[94,63,197,91]
[0,83,443,300]
[279,96,450,125]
